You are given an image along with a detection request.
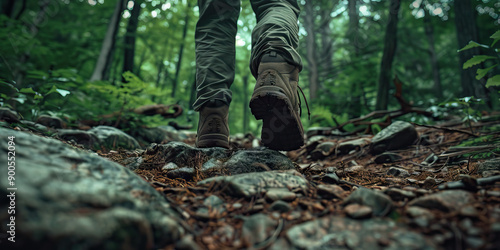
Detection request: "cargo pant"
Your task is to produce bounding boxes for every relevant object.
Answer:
[192,0,303,111]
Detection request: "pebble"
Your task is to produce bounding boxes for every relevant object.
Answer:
[343,187,393,216]
[162,162,178,170]
[386,167,410,177]
[317,184,347,199]
[344,204,373,219]
[269,200,293,213]
[408,190,476,212]
[322,173,340,184]
[265,189,297,202]
[384,188,416,201]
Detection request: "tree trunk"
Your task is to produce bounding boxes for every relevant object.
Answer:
[303,0,319,100]
[348,0,363,117]
[454,0,487,98]
[348,0,360,55]
[90,0,125,81]
[122,0,143,79]
[423,7,443,98]
[171,3,191,98]
[375,0,400,110]
[2,0,16,18]
[13,0,50,88]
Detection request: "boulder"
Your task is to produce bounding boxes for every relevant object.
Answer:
[89,126,141,150]
[370,121,418,154]
[0,127,184,249]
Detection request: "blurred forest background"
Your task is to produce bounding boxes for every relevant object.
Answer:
[1,0,499,135]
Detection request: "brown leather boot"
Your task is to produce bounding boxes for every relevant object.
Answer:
[196,100,230,149]
[249,51,305,151]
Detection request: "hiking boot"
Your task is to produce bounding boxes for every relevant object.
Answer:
[249,51,305,151]
[196,100,230,149]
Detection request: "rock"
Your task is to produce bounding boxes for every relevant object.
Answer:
[322,173,340,184]
[282,216,435,249]
[122,156,143,171]
[386,166,410,177]
[384,188,416,201]
[198,170,308,198]
[478,158,500,175]
[344,204,373,219]
[317,184,347,199]
[408,190,476,212]
[0,107,20,123]
[370,121,418,154]
[241,214,278,248]
[481,170,500,178]
[374,152,402,164]
[265,189,297,201]
[131,126,186,146]
[310,141,335,160]
[406,206,434,218]
[156,142,294,180]
[336,138,370,155]
[0,127,184,249]
[56,129,100,149]
[36,115,65,129]
[223,148,294,175]
[422,176,437,189]
[89,126,140,150]
[269,200,292,213]
[20,120,49,132]
[162,162,178,171]
[343,188,393,216]
[146,142,230,168]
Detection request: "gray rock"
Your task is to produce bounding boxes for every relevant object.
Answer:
[0,107,20,123]
[322,173,340,184]
[337,138,370,155]
[370,121,418,154]
[223,148,295,175]
[36,115,65,129]
[386,167,410,177]
[0,127,184,249]
[344,188,393,216]
[122,156,144,171]
[384,188,416,201]
[265,189,297,201]
[131,126,186,146]
[89,126,141,150]
[283,216,435,249]
[198,170,308,198]
[156,142,294,180]
[478,158,500,175]
[241,214,279,248]
[269,200,292,213]
[145,142,230,169]
[311,141,335,160]
[408,190,476,212]
[344,204,373,219]
[374,152,402,164]
[56,129,100,149]
[317,184,347,199]
[20,120,49,132]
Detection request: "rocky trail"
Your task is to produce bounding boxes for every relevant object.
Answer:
[1,107,500,249]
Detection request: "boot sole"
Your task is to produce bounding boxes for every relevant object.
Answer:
[196,134,229,149]
[250,86,304,151]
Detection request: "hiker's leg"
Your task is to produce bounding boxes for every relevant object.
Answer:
[249,0,302,78]
[193,0,241,111]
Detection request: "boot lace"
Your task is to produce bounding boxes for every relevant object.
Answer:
[297,85,311,120]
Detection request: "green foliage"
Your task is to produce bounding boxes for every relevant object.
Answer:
[456,133,500,160]
[459,30,500,88]
[440,97,483,132]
